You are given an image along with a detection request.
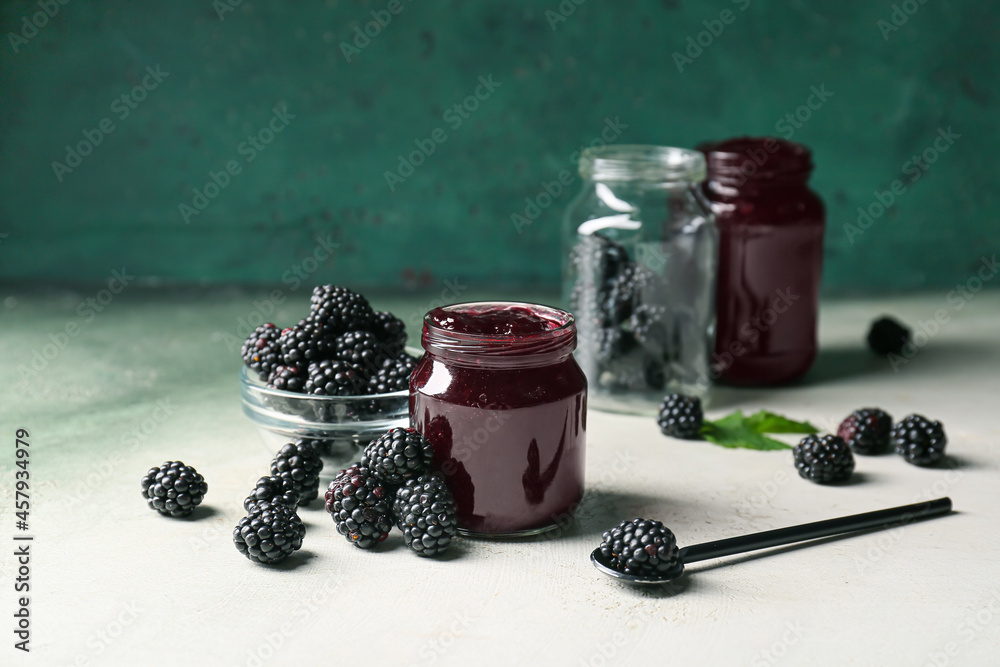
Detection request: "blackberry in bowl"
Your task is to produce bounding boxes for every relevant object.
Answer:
[238,286,419,449]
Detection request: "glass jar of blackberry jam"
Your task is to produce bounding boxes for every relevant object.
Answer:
[409,302,587,537]
[697,137,825,385]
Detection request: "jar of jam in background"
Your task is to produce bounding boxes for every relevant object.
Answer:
[697,137,825,385]
[562,145,717,415]
[410,302,587,537]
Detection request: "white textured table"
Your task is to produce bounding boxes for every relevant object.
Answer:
[2,289,998,666]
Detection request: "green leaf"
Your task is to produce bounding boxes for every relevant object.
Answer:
[744,410,819,434]
[699,411,794,451]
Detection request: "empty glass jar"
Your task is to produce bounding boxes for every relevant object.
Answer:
[562,145,718,414]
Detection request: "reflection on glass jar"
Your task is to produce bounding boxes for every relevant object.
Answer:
[562,145,717,415]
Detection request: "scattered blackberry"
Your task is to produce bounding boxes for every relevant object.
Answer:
[891,414,947,467]
[599,518,680,578]
[867,316,911,356]
[141,461,208,518]
[233,501,305,565]
[604,263,644,324]
[793,434,855,484]
[367,353,418,394]
[657,394,703,439]
[310,285,375,334]
[266,364,306,393]
[270,441,325,506]
[371,310,408,354]
[279,318,336,366]
[595,328,638,364]
[304,359,364,396]
[241,323,281,380]
[392,473,458,557]
[362,427,435,485]
[838,408,893,455]
[244,475,300,511]
[325,464,393,548]
[333,330,385,373]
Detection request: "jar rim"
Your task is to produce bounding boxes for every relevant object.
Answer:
[579,145,707,183]
[421,301,577,368]
[697,136,813,184]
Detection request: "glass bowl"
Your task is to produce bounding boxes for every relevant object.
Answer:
[239,364,411,448]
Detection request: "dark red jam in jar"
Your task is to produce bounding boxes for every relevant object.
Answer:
[698,137,825,385]
[410,302,587,536]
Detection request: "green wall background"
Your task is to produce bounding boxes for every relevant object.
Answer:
[1,0,997,293]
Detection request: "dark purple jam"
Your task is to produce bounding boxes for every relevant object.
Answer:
[410,302,587,536]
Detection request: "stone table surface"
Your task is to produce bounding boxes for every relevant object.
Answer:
[1,288,999,666]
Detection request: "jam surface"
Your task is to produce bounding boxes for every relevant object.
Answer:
[411,302,586,535]
[425,304,562,336]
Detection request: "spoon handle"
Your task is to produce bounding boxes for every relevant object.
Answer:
[679,497,952,565]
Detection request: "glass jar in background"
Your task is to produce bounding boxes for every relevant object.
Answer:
[410,302,587,537]
[697,137,825,385]
[562,145,717,415]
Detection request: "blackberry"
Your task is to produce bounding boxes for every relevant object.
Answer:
[362,427,435,485]
[371,310,408,354]
[838,408,893,455]
[628,304,669,355]
[244,475,300,511]
[571,233,630,286]
[270,440,325,506]
[267,364,306,393]
[657,394,703,439]
[596,328,638,364]
[392,473,458,557]
[241,323,281,380]
[325,464,393,548]
[304,359,365,396]
[867,316,911,356]
[604,263,644,324]
[599,518,680,578]
[310,285,375,334]
[141,461,208,518]
[793,434,855,484]
[367,353,418,394]
[332,330,385,373]
[279,318,336,366]
[233,501,305,565]
[891,414,947,467]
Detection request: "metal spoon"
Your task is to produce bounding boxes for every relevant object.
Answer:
[591,497,953,585]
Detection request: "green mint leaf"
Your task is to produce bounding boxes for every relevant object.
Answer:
[700,411,794,451]
[745,410,819,434]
